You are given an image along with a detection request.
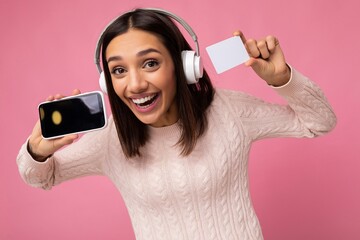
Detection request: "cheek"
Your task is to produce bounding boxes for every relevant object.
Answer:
[167,77,177,98]
[159,66,176,91]
[112,80,127,102]
[167,71,177,97]
[161,74,177,107]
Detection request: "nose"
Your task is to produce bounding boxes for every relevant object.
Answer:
[127,70,148,93]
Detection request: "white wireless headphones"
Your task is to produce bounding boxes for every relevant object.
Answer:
[94,8,203,94]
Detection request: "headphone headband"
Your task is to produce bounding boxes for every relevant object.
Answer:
[94,8,200,74]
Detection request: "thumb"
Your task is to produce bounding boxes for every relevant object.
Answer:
[245,57,270,74]
[245,57,276,82]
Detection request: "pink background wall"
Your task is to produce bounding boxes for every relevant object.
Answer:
[1,0,359,239]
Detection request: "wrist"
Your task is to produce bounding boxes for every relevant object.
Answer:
[268,64,291,87]
[27,142,50,162]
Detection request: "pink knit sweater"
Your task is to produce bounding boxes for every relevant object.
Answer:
[17,68,336,240]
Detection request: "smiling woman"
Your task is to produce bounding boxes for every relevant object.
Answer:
[16,7,336,240]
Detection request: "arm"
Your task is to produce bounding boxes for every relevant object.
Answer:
[16,118,113,190]
[231,31,336,139]
[227,67,336,141]
[273,67,336,137]
[16,89,112,190]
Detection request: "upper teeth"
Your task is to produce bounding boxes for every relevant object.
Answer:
[132,94,156,104]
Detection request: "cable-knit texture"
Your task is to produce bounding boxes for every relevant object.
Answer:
[16,68,336,240]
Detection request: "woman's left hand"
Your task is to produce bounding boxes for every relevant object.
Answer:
[233,31,291,87]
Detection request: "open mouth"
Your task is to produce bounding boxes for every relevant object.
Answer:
[131,93,159,109]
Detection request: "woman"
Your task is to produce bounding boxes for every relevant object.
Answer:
[17,8,336,240]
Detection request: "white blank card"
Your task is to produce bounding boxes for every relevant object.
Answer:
[206,36,250,74]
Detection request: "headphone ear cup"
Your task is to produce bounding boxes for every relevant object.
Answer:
[181,50,203,84]
[194,54,203,80]
[99,72,108,94]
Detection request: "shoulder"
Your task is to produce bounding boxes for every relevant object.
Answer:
[208,88,247,122]
[211,88,287,124]
[212,88,267,111]
[214,88,262,102]
[104,114,119,142]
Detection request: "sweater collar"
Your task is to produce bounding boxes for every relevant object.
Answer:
[147,120,181,140]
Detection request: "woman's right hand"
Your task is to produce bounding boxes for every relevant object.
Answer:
[27,89,81,162]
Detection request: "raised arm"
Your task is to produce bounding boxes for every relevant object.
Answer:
[226,31,336,140]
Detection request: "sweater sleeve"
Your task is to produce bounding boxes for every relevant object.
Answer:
[16,116,115,190]
[223,67,337,141]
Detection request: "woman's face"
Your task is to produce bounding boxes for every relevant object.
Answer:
[106,29,178,127]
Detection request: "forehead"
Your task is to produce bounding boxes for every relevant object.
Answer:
[106,29,167,57]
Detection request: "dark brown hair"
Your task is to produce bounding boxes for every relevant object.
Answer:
[101,9,215,158]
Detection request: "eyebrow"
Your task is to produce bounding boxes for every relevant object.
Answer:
[107,48,162,63]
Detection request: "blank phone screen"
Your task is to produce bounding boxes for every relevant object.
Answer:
[38,92,106,139]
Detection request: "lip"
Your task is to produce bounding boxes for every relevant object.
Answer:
[129,92,160,113]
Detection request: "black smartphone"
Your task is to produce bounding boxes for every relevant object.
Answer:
[38,91,107,139]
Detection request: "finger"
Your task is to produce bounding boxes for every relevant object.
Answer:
[72,89,81,95]
[245,57,273,82]
[257,40,270,59]
[46,95,55,101]
[52,134,79,151]
[31,120,43,140]
[232,30,247,44]
[245,39,261,58]
[54,94,65,100]
[245,57,266,71]
[245,57,256,67]
[265,35,279,53]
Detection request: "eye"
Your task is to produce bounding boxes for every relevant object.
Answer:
[143,59,159,69]
[111,66,126,76]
